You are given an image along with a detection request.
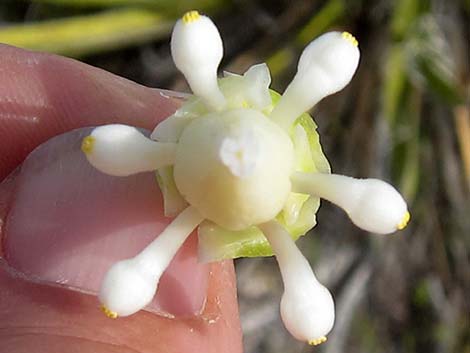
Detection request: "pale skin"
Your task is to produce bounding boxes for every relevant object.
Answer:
[0,44,243,353]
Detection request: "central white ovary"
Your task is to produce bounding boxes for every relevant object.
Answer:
[173,108,294,231]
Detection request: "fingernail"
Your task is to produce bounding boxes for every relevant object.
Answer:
[3,128,208,317]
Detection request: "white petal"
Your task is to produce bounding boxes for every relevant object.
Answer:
[291,172,410,234]
[271,31,360,130]
[99,206,203,317]
[259,221,335,344]
[243,63,272,110]
[82,124,176,176]
[171,11,225,110]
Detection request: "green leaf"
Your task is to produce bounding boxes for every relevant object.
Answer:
[296,0,345,46]
[31,0,165,7]
[383,45,407,124]
[405,16,464,105]
[267,0,345,78]
[415,55,464,105]
[0,8,171,57]
[391,0,422,40]
[30,0,226,14]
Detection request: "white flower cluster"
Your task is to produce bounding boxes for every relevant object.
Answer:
[82,10,410,346]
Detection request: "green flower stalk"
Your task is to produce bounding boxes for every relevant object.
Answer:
[81,10,410,346]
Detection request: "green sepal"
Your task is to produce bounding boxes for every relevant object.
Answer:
[155,166,188,217]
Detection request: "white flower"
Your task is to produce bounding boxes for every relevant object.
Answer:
[81,10,409,346]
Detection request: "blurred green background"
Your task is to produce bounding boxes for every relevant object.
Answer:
[0,0,468,352]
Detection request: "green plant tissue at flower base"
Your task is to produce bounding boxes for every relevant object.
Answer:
[177,88,332,262]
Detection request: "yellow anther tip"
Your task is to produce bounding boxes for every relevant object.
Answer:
[341,31,358,47]
[308,336,327,346]
[182,10,201,24]
[81,136,95,155]
[101,305,118,319]
[397,211,411,230]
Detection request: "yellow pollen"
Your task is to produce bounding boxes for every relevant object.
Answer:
[242,100,249,108]
[308,336,327,346]
[101,305,118,319]
[81,136,95,155]
[235,150,244,161]
[341,31,358,47]
[397,211,411,230]
[182,10,201,24]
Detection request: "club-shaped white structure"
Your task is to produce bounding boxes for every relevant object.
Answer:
[270,31,360,131]
[98,206,203,317]
[81,10,410,345]
[259,221,335,345]
[82,125,176,176]
[292,172,410,234]
[171,10,226,111]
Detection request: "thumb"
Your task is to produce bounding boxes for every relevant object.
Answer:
[0,45,242,353]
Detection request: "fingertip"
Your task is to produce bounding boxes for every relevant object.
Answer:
[0,128,242,352]
[4,127,208,318]
[0,45,242,352]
